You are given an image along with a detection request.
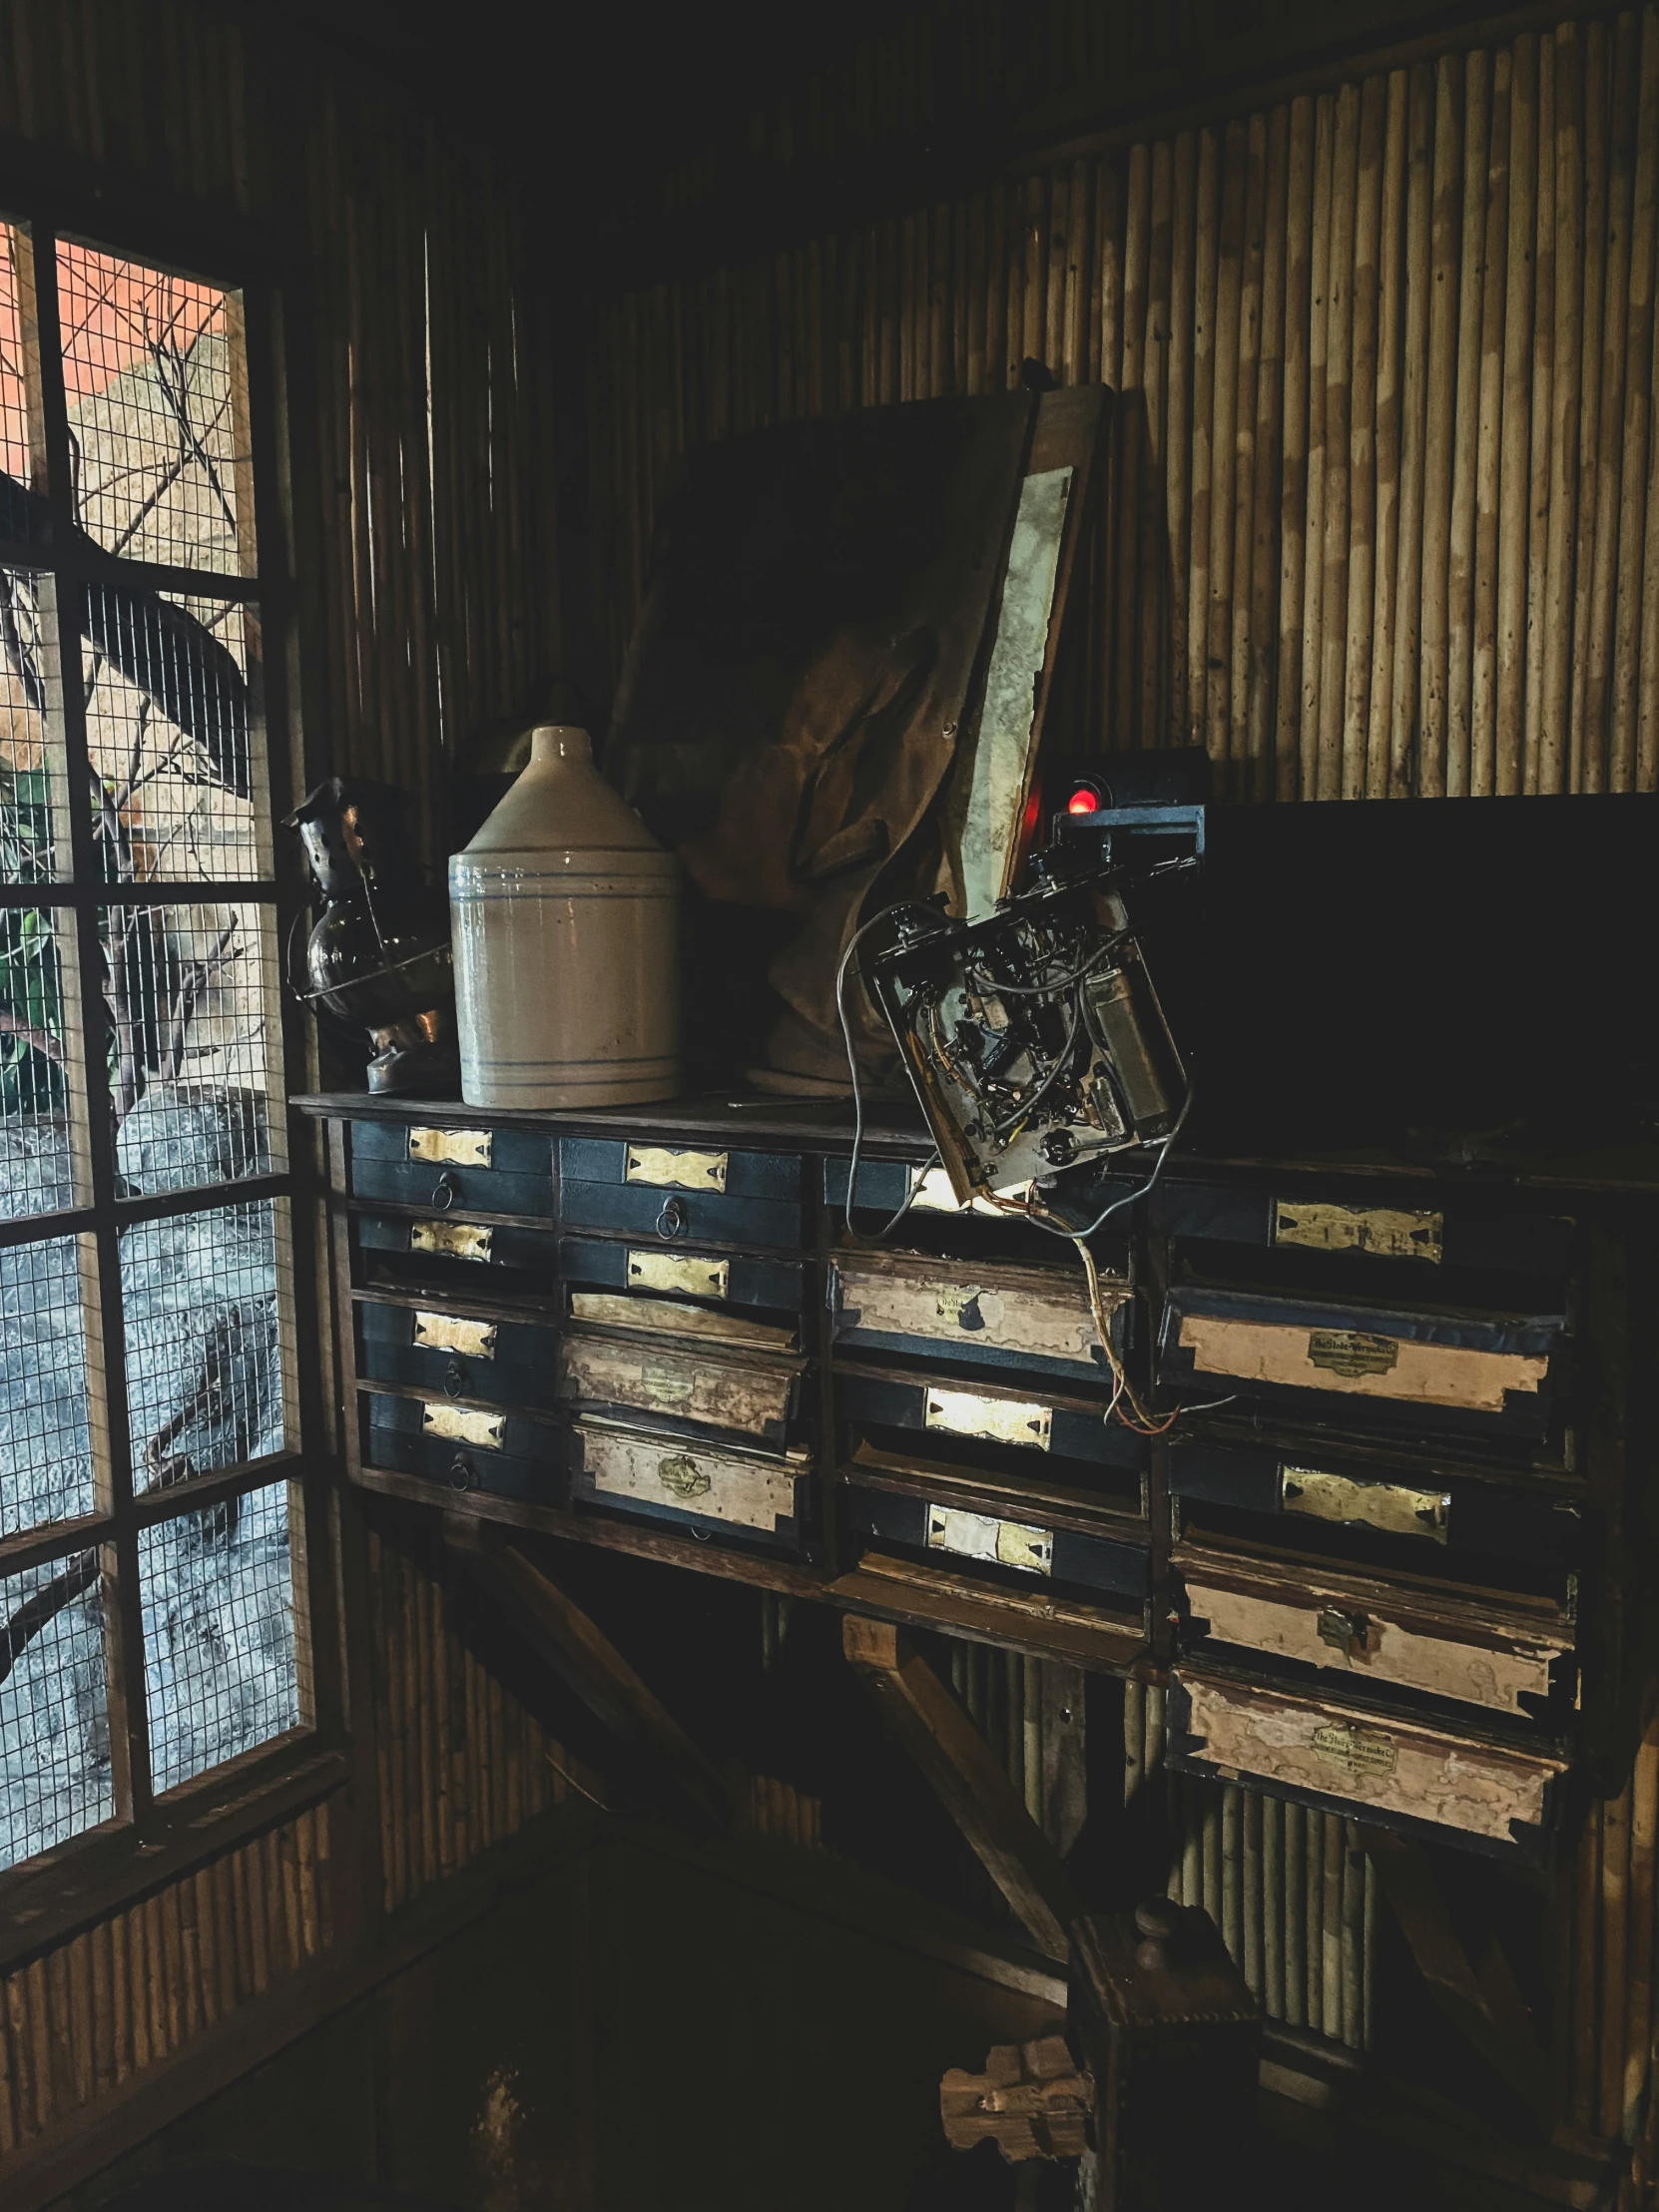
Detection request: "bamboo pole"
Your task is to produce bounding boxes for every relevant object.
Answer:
[1572,1800,1602,2128]
[1389,64,1436,793]
[1442,50,1492,798]
[1222,1783,1243,1962]
[1469,49,1513,796]
[1243,1788,1264,1996]
[1277,98,1317,796]
[1202,1782,1222,1928]
[1626,1714,1659,2131]
[1207,120,1247,771]
[1569,19,1610,791]
[1114,144,1151,747]
[1540,22,1583,795]
[1283,1803,1306,2027]
[1582,15,1639,794]
[1306,1804,1325,2032]
[1364,1852,1378,2050]
[1263,1793,1285,2018]
[1341,1820,1365,2050]
[1167,134,1195,750]
[1316,81,1361,800]
[1611,13,1659,790]
[1298,94,1336,797]
[1323,1812,1344,2037]
[1495,34,1540,794]
[1367,72,1410,795]
[1141,139,1174,751]
[1525,32,1559,789]
[1419,52,1465,800]
[1182,1775,1203,1908]
[1189,128,1221,752]
[1046,169,1068,378]
[1228,113,1268,790]
[1065,156,1091,390]
[1602,1777,1633,2138]
[1023,172,1046,371]
[1249,106,1291,797]
[1124,1679,1145,1806]
[1343,76,1386,796]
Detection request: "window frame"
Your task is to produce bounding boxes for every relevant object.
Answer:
[0,192,344,1962]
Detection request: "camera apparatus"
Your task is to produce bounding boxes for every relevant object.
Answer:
[866,837,1192,1207]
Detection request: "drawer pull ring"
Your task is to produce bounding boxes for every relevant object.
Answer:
[448,1453,478,1492]
[432,1173,457,1211]
[443,1358,467,1397]
[656,1196,688,1240]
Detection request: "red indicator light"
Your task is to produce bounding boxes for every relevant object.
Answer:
[1067,783,1103,816]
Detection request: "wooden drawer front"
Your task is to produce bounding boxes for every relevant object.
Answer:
[1168,1437,1579,1574]
[349,1121,554,1217]
[355,1300,559,1408]
[1158,1287,1560,1436]
[571,1418,811,1549]
[557,1328,800,1446]
[1175,1548,1573,1718]
[847,1484,1152,1604]
[559,1138,803,1249]
[566,1291,798,1358]
[1158,1182,1571,1283]
[354,1210,558,1286]
[560,1235,805,1315]
[362,1388,557,1504]
[830,1252,1124,1381]
[837,1369,1145,1478]
[1169,1670,1564,1853]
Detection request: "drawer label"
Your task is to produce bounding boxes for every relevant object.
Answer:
[627,1249,730,1300]
[1312,1723,1397,1779]
[924,1388,1052,1450]
[639,1356,696,1406]
[934,1286,986,1331]
[656,1452,713,1501]
[408,1127,493,1167]
[625,1145,729,1192]
[1275,1201,1442,1263]
[410,1220,494,1262]
[1281,1464,1450,1543]
[421,1402,504,1449]
[926,1506,1053,1575]
[1307,1329,1399,1379]
[412,1312,498,1360]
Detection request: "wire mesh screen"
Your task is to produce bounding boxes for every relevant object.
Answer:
[0,228,34,534]
[0,1551,114,1869]
[0,1235,97,1537]
[121,1197,286,1492]
[103,898,283,1185]
[56,244,247,575]
[0,567,61,882]
[0,904,77,1216]
[86,593,264,883]
[140,1477,298,1796]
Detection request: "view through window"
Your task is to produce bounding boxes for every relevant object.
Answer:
[0,226,305,1874]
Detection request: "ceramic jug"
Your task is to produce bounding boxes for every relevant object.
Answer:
[448,726,681,1107]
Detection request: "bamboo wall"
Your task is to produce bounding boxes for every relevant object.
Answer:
[586,6,1659,804]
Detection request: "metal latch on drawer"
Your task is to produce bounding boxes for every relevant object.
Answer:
[412,1312,498,1360]
[407,1127,493,1168]
[625,1146,729,1192]
[1281,1463,1450,1543]
[1273,1200,1442,1263]
[926,1506,1053,1575]
[421,1402,505,1449]
[410,1220,494,1262]
[627,1249,730,1300]
[924,1388,1052,1450]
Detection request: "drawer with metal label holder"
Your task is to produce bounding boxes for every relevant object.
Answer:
[1155,1180,1573,1286]
[570,1416,813,1553]
[360,1385,559,1503]
[1168,1433,1580,1586]
[348,1121,554,1217]
[1167,1666,1567,1859]
[835,1364,1147,1515]
[558,1139,804,1250]
[829,1250,1129,1383]
[560,1234,806,1317]
[354,1295,560,1408]
[1173,1541,1576,1722]
[1157,1284,1564,1444]
[557,1324,804,1448]
[353,1209,558,1289]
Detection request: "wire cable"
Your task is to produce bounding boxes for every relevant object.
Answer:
[835,903,945,1244]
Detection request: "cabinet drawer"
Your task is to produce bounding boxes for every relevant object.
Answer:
[571,1417,811,1551]
[1168,1668,1565,1856]
[561,1234,805,1315]
[349,1120,553,1217]
[559,1139,804,1250]
[566,1291,799,1358]
[355,1298,559,1408]
[361,1387,558,1503]
[830,1251,1125,1382]
[557,1326,802,1446]
[1157,1181,1572,1284]
[845,1473,1152,1606]
[1158,1285,1562,1441]
[1174,1543,1574,1719]
[354,1210,558,1288]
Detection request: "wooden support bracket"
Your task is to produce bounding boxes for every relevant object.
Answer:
[446,1523,734,1829]
[842,1614,1083,1960]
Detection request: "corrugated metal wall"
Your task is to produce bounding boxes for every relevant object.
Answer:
[585,7,1659,804]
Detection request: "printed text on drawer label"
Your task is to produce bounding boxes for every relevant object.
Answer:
[924,1388,1052,1450]
[1177,1312,1547,1410]
[926,1506,1053,1575]
[407,1127,493,1167]
[412,1312,498,1360]
[1273,1200,1442,1263]
[410,1220,493,1262]
[421,1402,505,1449]
[627,1249,730,1299]
[625,1146,729,1192]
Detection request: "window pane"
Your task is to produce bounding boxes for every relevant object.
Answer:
[0,227,35,537]
[0,567,63,881]
[0,1236,96,1536]
[87,594,266,883]
[0,1553,114,1870]
[121,1197,289,1492]
[57,244,248,575]
[104,898,284,1188]
[141,1478,299,1796]
[0,902,76,1216]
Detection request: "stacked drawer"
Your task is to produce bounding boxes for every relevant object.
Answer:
[558,1139,815,1555]
[350,1120,561,1502]
[1156,1176,1578,1858]
[826,1157,1152,1637]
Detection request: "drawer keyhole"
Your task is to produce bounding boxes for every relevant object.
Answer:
[443,1358,468,1397]
[432,1172,457,1210]
[656,1196,688,1240]
[1317,1607,1374,1659]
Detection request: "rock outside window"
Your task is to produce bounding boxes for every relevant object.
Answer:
[0,223,309,1880]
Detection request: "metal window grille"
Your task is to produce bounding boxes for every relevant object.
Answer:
[0,222,310,1879]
